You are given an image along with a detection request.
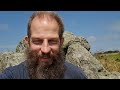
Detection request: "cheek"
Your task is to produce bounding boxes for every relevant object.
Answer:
[51,45,60,53]
[29,44,40,51]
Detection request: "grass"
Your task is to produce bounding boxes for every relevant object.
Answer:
[105,53,120,62]
[94,52,120,72]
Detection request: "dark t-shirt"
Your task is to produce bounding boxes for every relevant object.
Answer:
[0,61,87,79]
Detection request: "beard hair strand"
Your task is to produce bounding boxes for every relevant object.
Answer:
[25,48,66,79]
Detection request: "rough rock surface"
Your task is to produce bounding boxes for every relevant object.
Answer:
[0,52,25,73]
[63,31,90,52]
[16,39,27,53]
[65,42,120,79]
[1,31,120,79]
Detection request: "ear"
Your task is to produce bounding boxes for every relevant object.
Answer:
[24,36,29,47]
[60,37,64,46]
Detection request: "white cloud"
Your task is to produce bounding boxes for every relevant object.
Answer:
[72,20,79,27]
[0,24,8,31]
[87,36,96,43]
[106,47,120,51]
[103,34,120,41]
[0,45,16,49]
[109,21,120,32]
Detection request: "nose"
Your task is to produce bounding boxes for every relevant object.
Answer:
[41,40,51,54]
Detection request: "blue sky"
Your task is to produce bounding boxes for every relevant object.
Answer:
[0,11,120,53]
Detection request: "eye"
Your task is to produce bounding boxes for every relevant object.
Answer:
[32,40,43,45]
[49,40,58,45]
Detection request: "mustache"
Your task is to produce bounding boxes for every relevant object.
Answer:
[38,54,51,59]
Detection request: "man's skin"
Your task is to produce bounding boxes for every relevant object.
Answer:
[25,16,64,68]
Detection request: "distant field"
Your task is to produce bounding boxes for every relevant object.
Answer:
[94,52,120,72]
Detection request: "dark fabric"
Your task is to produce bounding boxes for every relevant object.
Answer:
[0,61,87,79]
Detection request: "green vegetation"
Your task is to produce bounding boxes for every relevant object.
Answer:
[94,52,120,72]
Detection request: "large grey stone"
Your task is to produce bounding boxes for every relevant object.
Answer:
[65,42,120,79]
[0,52,25,73]
[1,31,120,79]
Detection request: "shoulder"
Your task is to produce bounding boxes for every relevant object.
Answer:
[0,61,27,79]
[64,61,87,79]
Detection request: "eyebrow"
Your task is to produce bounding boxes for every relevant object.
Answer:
[31,38,40,40]
[31,37,59,40]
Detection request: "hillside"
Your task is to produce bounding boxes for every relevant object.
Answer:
[94,52,120,72]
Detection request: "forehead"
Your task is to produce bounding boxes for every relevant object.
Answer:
[30,17,59,39]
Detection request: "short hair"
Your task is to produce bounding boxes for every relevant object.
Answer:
[27,11,64,39]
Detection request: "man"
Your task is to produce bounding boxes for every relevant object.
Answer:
[0,11,87,79]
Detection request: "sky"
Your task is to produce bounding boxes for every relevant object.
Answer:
[0,11,120,53]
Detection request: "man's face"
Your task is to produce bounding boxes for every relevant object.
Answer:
[25,17,64,68]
